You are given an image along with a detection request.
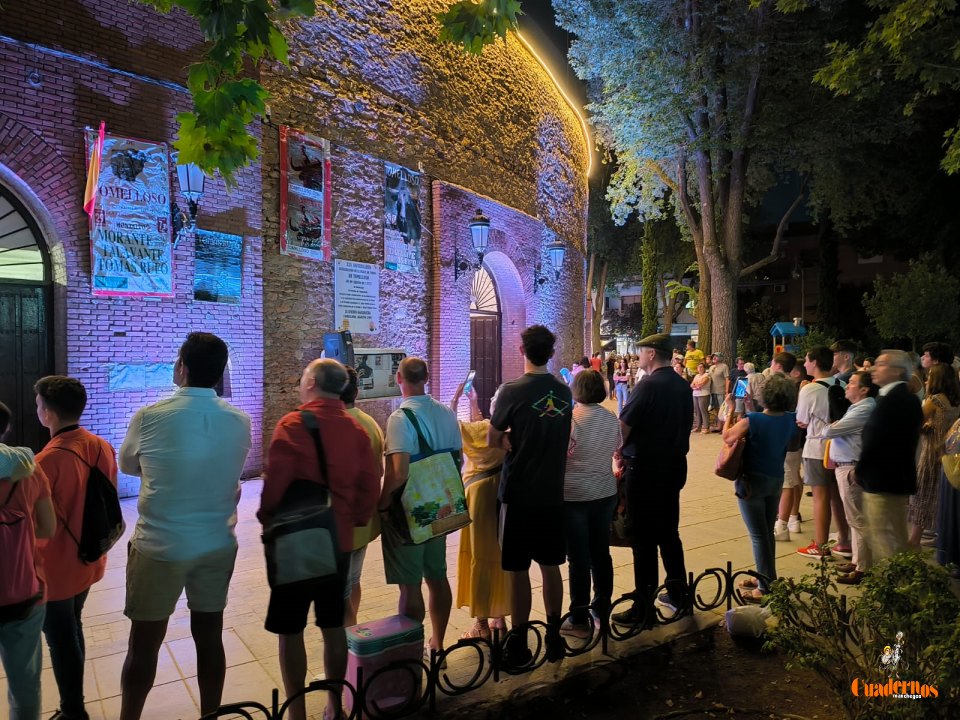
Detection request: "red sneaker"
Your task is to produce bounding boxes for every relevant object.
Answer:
[796,542,830,558]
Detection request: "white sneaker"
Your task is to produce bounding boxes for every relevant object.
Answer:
[774,520,790,542]
[788,515,801,534]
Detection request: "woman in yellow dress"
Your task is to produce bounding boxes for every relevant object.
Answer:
[451,383,512,640]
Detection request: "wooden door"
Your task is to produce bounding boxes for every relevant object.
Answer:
[0,285,52,450]
[470,313,501,418]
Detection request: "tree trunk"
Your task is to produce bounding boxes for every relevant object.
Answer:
[659,278,673,334]
[591,260,608,358]
[641,226,658,337]
[709,264,738,362]
[696,266,712,351]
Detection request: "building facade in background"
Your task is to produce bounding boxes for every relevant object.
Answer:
[0,0,589,496]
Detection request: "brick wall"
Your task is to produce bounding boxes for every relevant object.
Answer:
[1,0,588,486]
[261,0,589,442]
[0,1,264,497]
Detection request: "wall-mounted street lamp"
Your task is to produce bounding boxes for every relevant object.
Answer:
[454,208,491,280]
[172,162,206,242]
[533,240,566,293]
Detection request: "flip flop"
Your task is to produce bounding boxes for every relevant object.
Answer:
[738,577,759,589]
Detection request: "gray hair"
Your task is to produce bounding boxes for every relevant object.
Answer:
[308,358,349,395]
[743,362,756,374]
[762,374,798,412]
[880,349,914,380]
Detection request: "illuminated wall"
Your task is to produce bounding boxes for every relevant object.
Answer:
[0,1,264,496]
[261,0,589,439]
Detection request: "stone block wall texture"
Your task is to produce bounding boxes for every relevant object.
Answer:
[261,0,589,441]
[0,1,264,497]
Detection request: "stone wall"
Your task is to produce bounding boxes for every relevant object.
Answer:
[261,0,589,441]
[0,1,264,496]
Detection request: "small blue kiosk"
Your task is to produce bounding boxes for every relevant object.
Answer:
[770,321,807,356]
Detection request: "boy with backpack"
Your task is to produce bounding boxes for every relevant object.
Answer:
[0,400,57,720]
[795,347,852,559]
[34,376,120,720]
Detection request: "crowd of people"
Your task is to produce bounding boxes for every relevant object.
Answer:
[2,328,958,720]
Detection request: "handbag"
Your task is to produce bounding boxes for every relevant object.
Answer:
[261,411,339,588]
[388,408,470,545]
[943,418,960,490]
[715,437,746,480]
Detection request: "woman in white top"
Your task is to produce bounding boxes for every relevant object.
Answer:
[561,370,621,640]
[691,363,711,433]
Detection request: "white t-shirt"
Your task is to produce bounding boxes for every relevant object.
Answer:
[385,395,462,458]
[119,387,252,561]
[796,377,837,460]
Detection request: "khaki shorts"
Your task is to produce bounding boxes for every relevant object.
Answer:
[124,542,238,621]
[783,450,803,489]
[381,522,447,586]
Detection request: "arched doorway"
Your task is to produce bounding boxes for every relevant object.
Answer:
[470,267,502,417]
[0,183,53,450]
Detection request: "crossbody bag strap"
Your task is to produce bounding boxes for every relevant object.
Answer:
[299,410,330,487]
[48,446,92,550]
[400,407,433,456]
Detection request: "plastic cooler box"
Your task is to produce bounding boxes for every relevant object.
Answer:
[345,615,424,715]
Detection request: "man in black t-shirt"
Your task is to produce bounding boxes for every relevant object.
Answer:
[614,333,694,627]
[489,325,572,665]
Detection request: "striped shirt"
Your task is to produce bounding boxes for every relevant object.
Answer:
[564,404,621,502]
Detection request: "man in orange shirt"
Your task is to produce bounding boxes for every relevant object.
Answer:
[34,376,118,720]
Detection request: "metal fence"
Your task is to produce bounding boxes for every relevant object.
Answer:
[201,561,766,720]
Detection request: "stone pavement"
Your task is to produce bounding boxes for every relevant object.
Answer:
[0,415,846,719]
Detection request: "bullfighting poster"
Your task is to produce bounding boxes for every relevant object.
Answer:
[194,230,242,304]
[279,126,332,262]
[85,130,173,297]
[383,162,423,273]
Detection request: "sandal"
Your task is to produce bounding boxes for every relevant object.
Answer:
[460,621,491,641]
[737,577,759,589]
[741,589,765,604]
[489,617,507,632]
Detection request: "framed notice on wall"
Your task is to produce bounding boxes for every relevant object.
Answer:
[194,230,242,304]
[85,130,173,296]
[334,259,379,335]
[383,162,423,273]
[279,126,332,262]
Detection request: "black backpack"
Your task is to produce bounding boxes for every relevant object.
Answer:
[53,446,125,563]
[816,380,851,423]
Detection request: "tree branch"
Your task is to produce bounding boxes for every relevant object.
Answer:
[739,186,806,278]
[646,160,680,195]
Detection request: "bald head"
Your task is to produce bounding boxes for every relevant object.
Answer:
[397,357,428,397]
[300,358,348,402]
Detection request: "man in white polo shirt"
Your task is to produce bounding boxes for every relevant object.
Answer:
[118,332,251,720]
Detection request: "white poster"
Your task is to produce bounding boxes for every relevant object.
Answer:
[334,259,379,334]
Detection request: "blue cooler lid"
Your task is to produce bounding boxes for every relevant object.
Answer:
[347,615,424,656]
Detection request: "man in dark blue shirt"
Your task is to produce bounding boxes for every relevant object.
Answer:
[614,333,693,626]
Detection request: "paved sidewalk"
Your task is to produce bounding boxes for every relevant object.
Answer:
[1,421,840,719]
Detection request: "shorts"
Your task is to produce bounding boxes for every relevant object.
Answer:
[265,552,349,634]
[802,458,834,487]
[381,522,447,586]
[499,502,566,572]
[124,542,238,622]
[783,450,802,488]
[344,545,367,600]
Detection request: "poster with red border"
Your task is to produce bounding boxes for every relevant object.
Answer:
[85,129,173,297]
[279,126,332,262]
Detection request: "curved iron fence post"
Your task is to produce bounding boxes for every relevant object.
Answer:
[201,564,813,718]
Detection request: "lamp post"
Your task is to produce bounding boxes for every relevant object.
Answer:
[792,260,805,325]
[172,162,206,241]
[455,209,490,280]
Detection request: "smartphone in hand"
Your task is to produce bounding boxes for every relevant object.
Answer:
[463,370,477,395]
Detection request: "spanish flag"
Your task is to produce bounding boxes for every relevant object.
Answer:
[83,121,106,221]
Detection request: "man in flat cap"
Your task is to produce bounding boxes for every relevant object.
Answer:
[613,333,694,627]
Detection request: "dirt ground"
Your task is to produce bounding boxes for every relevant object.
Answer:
[457,625,846,720]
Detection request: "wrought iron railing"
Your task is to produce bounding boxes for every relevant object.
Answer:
[201,561,767,720]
